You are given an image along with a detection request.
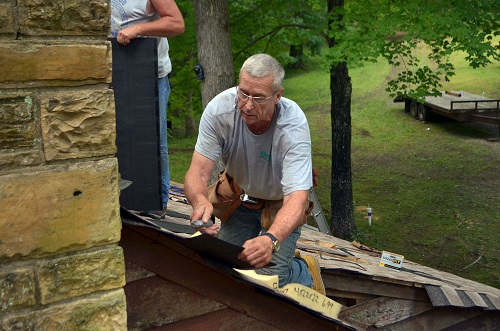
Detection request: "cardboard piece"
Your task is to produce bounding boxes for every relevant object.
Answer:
[234,269,342,319]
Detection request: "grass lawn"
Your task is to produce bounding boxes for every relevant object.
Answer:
[168,52,500,289]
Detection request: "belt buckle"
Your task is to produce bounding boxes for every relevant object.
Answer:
[241,193,259,204]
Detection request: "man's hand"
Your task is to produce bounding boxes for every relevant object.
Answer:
[238,235,274,269]
[185,151,217,235]
[190,199,220,236]
[191,221,220,236]
[189,199,219,236]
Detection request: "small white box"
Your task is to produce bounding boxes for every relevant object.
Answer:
[379,251,404,272]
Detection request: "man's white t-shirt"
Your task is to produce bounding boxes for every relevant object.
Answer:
[195,87,312,200]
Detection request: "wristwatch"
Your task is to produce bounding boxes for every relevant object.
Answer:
[261,232,280,253]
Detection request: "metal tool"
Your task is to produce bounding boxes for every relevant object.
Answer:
[119,179,133,191]
[190,219,214,228]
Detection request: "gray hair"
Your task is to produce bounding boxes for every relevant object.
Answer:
[240,54,285,92]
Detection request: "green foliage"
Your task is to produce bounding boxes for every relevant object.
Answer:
[168,0,329,138]
[229,0,327,68]
[281,52,500,288]
[168,1,202,137]
[168,0,499,138]
[326,0,500,99]
[171,51,500,288]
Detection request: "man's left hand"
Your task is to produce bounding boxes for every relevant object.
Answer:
[238,235,273,268]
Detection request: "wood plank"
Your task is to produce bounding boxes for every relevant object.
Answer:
[377,307,482,331]
[124,259,155,283]
[156,308,280,331]
[323,271,430,303]
[338,297,433,329]
[124,275,225,329]
[441,311,500,331]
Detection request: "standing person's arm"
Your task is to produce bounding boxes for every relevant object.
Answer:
[184,151,219,235]
[117,0,185,45]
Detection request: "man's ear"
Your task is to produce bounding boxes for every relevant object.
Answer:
[275,87,284,104]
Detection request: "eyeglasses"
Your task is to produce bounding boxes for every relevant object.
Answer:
[237,87,276,104]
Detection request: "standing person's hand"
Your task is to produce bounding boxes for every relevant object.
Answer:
[117,26,139,45]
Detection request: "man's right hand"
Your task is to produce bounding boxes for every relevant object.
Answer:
[184,151,218,234]
[189,199,219,236]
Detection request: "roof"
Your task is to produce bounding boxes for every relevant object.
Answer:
[120,199,500,330]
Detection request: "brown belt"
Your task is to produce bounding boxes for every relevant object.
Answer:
[240,193,266,210]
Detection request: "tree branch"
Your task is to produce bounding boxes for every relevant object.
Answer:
[234,24,316,59]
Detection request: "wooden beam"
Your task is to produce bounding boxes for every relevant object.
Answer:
[323,271,430,302]
[441,311,500,331]
[124,275,225,329]
[155,308,280,331]
[339,297,433,329]
[377,306,483,330]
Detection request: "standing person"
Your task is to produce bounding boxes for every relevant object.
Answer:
[110,0,185,215]
[184,54,325,293]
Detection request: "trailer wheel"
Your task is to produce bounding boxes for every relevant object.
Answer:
[410,101,418,118]
[404,99,411,113]
[418,104,429,122]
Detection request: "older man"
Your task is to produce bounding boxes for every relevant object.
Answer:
[184,54,324,293]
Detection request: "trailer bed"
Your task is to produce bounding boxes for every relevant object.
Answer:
[425,91,500,114]
[400,91,500,135]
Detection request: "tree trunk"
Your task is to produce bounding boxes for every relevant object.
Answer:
[329,62,356,239]
[289,45,304,69]
[183,91,197,137]
[327,0,357,239]
[193,0,235,109]
[193,0,235,182]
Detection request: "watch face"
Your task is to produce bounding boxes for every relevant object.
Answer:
[274,240,280,252]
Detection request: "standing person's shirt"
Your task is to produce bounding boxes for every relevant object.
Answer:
[110,0,171,78]
[195,87,313,201]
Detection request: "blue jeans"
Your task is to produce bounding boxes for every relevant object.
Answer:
[218,204,313,288]
[158,76,171,208]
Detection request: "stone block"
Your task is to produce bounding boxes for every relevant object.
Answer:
[0,158,121,259]
[0,93,38,150]
[40,89,116,161]
[0,267,36,312]
[0,149,43,171]
[0,41,112,87]
[0,3,15,35]
[38,247,125,304]
[2,289,127,330]
[18,0,109,36]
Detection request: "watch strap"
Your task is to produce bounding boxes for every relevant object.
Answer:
[261,232,279,252]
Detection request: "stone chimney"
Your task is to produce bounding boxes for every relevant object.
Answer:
[0,0,127,329]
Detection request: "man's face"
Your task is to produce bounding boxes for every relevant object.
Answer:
[237,71,283,134]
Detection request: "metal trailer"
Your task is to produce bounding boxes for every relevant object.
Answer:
[396,90,500,137]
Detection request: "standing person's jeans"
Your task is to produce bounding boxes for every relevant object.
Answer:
[218,204,313,288]
[158,75,171,208]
